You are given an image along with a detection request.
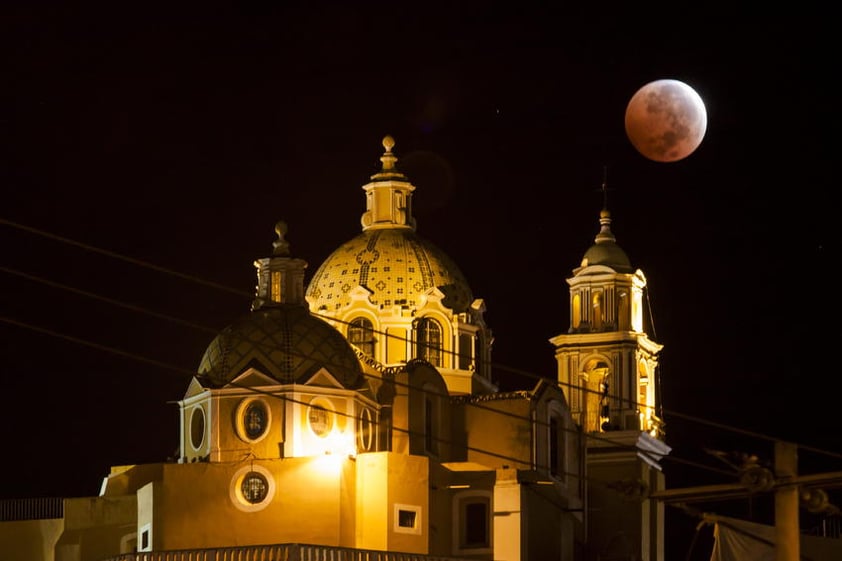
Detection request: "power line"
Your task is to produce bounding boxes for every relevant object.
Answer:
[0,218,251,299]
[6,282,839,526]
[0,265,219,335]
[0,256,684,471]
[662,410,842,462]
[0,310,767,482]
[3,218,839,468]
[0,317,192,376]
[7,220,839,516]
[0,314,600,486]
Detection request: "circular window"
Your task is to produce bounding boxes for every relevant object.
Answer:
[308,400,334,438]
[241,472,269,503]
[235,398,271,443]
[230,464,276,512]
[190,406,205,450]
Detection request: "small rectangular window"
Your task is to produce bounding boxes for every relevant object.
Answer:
[463,502,488,547]
[270,271,281,302]
[138,523,152,552]
[398,509,416,528]
[549,412,566,481]
[454,495,491,553]
[394,503,422,535]
[550,416,560,477]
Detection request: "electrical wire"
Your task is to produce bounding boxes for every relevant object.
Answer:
[0,314,604,488]
[1,238,836,478]
[0,303,771,484]
[5,222,840,524]
[3,218,840,471]
[0,258,706,475]
[0,218,251,298]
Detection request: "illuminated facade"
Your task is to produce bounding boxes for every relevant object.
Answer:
[0,137,667,561]
[551,205,671,561]
[305,135,495,397]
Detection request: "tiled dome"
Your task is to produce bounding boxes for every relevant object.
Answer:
[306,228,473,313]
[198,305,364,388]
[198,221,364,389]
[306,135,474,314]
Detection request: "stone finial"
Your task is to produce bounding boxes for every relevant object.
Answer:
[272,220,290,256]
[380,135,397,171]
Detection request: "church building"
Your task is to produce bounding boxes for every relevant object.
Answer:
[0,136,669,561]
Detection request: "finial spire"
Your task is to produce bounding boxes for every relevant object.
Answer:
[380,135,397,172]
[360,135,417,231]
[595,167,616,244]
[272,220,290,256]
[252,219,307,310]
[601,165,609,211]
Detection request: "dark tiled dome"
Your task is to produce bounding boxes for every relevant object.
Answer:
[198,305,364,389]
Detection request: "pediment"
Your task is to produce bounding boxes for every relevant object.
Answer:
[348,285,374,302]
[530,377,568,405]
[421,286,446,302]
[470,298,486,313]
[183,377,208,399]
[303,367,345,389]
[229,367,280,388]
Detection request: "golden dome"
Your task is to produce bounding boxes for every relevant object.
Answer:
[306,136,474,315]
[306,228,473,313]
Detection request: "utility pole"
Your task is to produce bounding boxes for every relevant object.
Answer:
[649,440,842,558]
[775,441,799,561]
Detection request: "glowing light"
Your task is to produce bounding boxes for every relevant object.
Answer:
[311,452,345,475]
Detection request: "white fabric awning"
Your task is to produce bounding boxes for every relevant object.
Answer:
[707,514,842,561]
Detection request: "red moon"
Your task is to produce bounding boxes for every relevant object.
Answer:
[624,79,707,163]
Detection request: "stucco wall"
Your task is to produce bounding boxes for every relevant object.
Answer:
[0,518,63,561]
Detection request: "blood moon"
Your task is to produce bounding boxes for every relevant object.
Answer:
[624,79,707,163]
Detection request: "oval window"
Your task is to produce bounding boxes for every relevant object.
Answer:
[308,404,334,437]
[190,406,205,450]
[236,398,271,443]
[244,401,268,440]
[357,407,373,451]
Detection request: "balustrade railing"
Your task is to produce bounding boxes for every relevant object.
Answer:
[106,543,467,561]
[0,497,64,521]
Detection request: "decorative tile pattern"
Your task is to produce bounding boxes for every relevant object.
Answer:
[307,229,473,313]
[198,306,363,389]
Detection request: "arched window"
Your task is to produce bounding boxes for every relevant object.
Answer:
[458,333,473,370]
[349,317,376,357]
[638,361,651,432]
[583,360,610,433]
[414,317,442,367]
[548,405,566,481]
[572,293,581,329]
[618,290,630,330]
[452,491,493,554]
[592,291,603,330]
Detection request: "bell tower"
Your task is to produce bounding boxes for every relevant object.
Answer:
[549,181,670,561]
[552,205,663,436]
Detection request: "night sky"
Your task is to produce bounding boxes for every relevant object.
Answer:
[1,4,838,559]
